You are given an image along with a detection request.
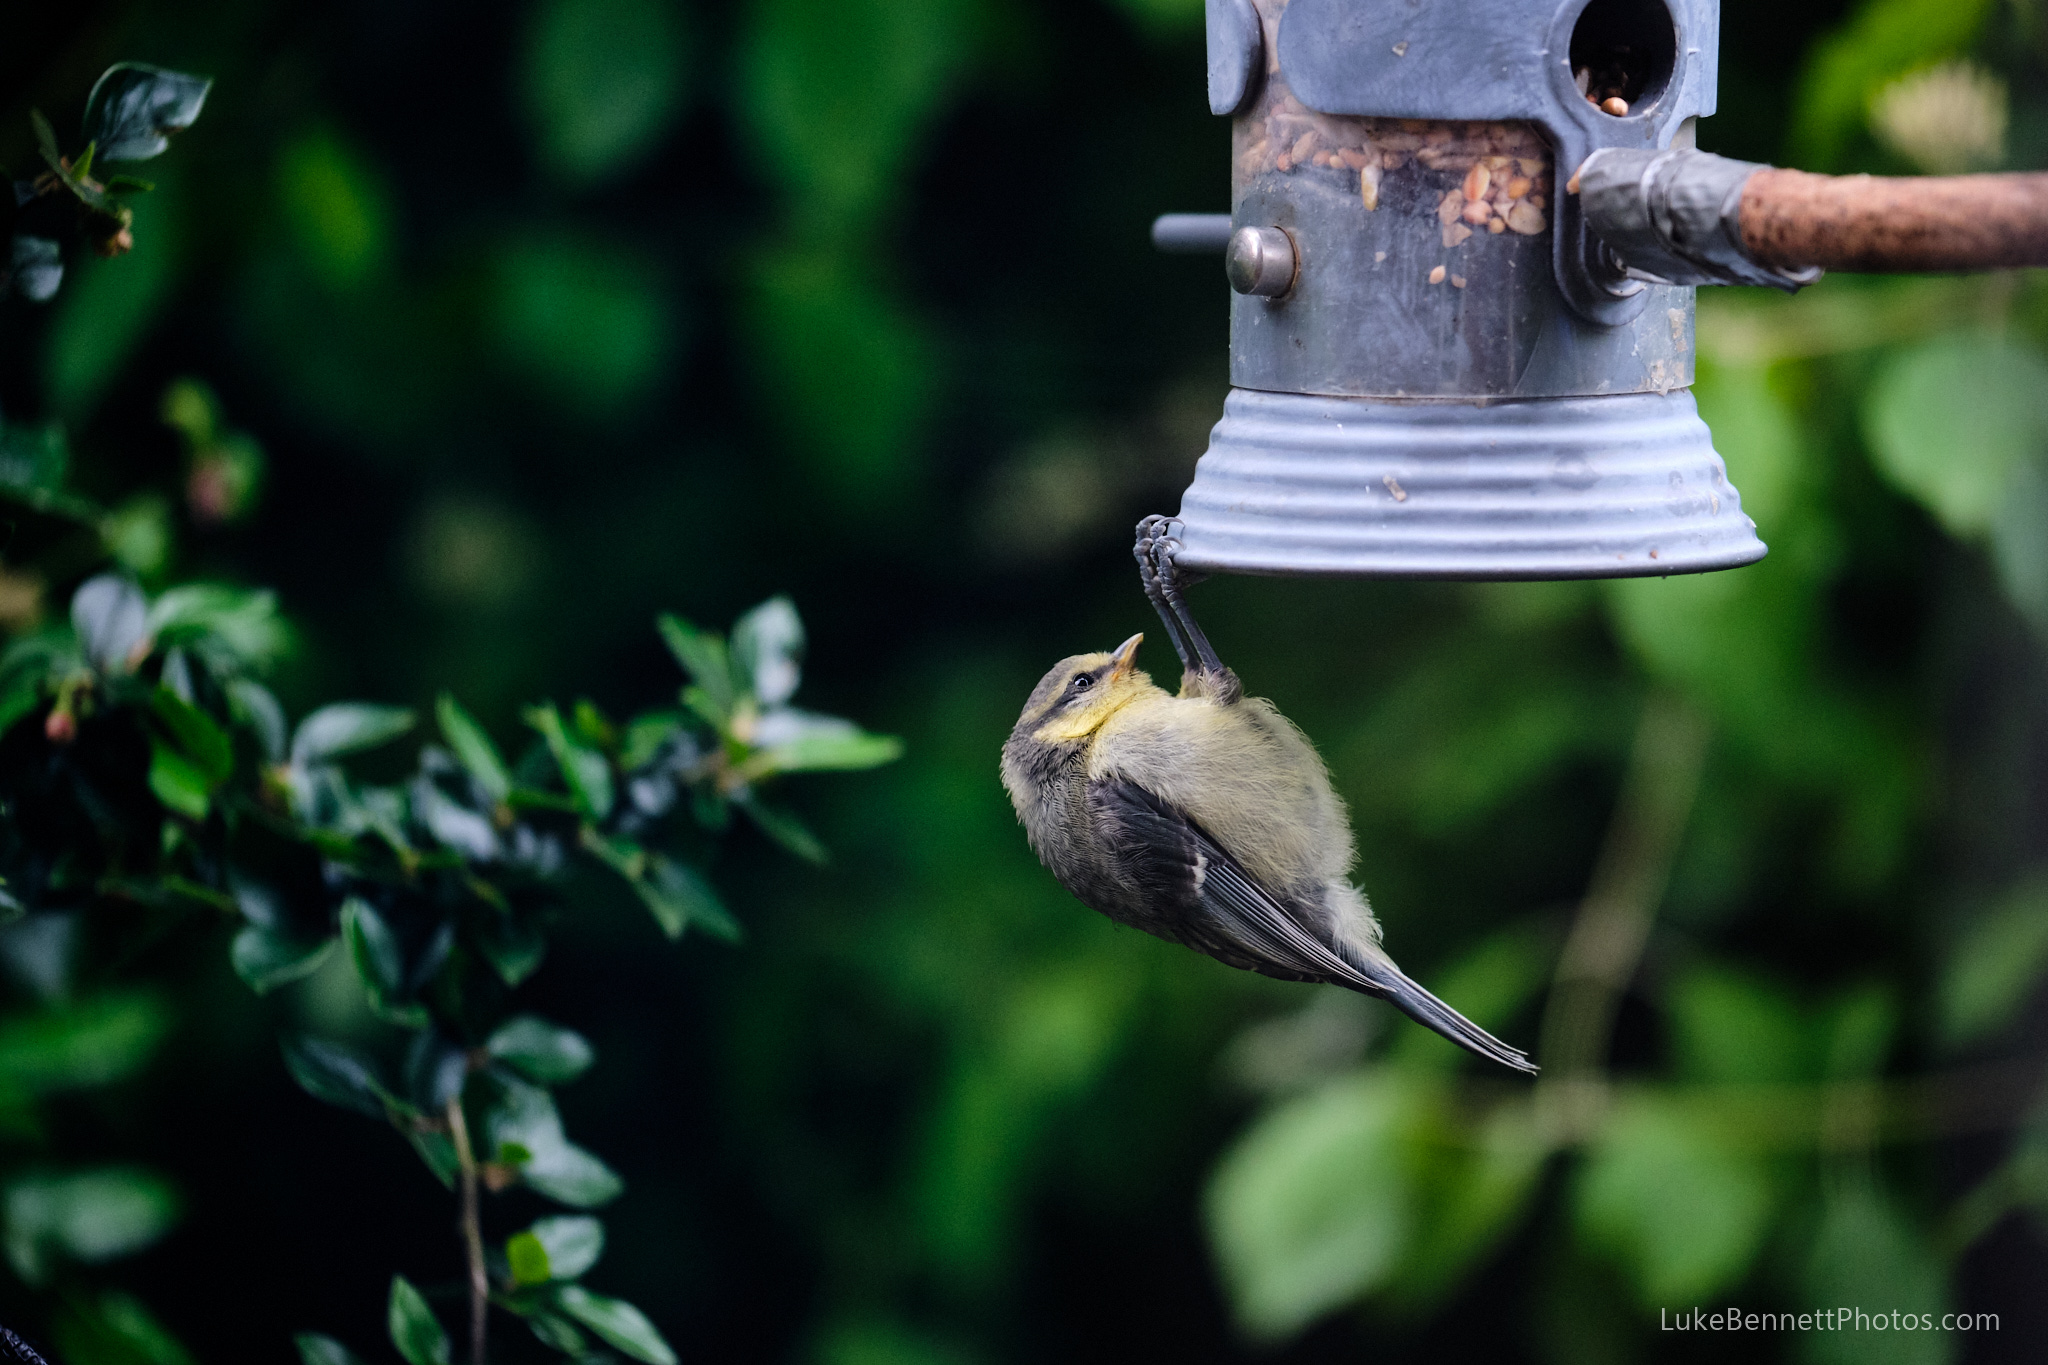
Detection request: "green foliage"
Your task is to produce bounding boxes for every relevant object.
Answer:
[1801,1188,1952,1365]
[276,131,392,291]
[294,1334,367,1365]
[1575,1098,1774,1303]
[1789,0,1995,167]
[489,235,676,417]
[2,1167,178,1283]
[1940,879,2048,1047]
[0,543,891,1357]
[386,1276,451,1365]
[1207,1071,1424,1340]
[9,4,2048,1361]
[520,0,690,185]
[1862,334,2048,537]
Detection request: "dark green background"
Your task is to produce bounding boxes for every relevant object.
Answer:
[5,0,2048,1360]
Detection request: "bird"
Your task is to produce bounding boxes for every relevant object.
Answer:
[999,516,1537,1075]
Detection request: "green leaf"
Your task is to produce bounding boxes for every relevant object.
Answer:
[1380,1105,1547,1313]
[740,247,936,507]
[475,911,547,987]
[1801,1187,1950,1365]
[278,130,393,289]
[758,716,904,773]
[295,1333,369,1365]
[490,235,676,417]
[32,108,65,175]
[634,854,741,942]
[437,693,512,803]
[508,1214,606,1284]
[1941,878,2048,1046]
[554,1285,677,1365]
[150,687,233,786]
[521,0,688,184]
[526,1312,588,1354]
[508,1230,552,1285]
[148,742,214,820]
[0,670,48,737]
[619,710,686,769]
[3,1168,180,1284]
[406,1128,461,1191]
[387,1276,451,1365]
[0,993,168,1093]
[1206,1071,1421,1341]
[228,678,288,762]
[230,927,336,994]
[485,1077,624,1207]
[341,898,426,1026]
[280,1035,389,1119]
[1666,964,1807,1084]
[656,614,735,718]
[82,64,212,161]
[525,702,615,820]
[291,703,415,767]
[77,1291,196,1365]
[1863,335,2048,539]
[731,595,804,706]
[145,584,286,665]
[487,1015,595,1085]
[737,794,827,864]
[1575,1095,1773,1304]
[736,0,974,228]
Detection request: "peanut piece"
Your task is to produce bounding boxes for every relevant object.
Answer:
[1506,199,1546,234]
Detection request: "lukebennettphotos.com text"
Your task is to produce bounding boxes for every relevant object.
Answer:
[1661,1308,1999,1333]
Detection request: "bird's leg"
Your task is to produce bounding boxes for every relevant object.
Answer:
[1134,515,1192,672]
[1134,516,1241,704]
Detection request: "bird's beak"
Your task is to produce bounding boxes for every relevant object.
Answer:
[1111,633,1143,679]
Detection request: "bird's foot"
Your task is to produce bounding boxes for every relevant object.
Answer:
[1133,515,1234,699]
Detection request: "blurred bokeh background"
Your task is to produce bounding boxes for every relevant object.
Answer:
[5,0,2048,1360]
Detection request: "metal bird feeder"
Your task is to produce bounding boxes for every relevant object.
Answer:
[1154,0,2048,579]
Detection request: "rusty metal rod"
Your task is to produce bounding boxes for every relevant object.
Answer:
[1740,168,2048,274]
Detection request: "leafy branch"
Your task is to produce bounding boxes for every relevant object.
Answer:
[0,572,899,1362]
[4,64,210,302]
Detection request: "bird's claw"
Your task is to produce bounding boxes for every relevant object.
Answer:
[1133,514,1237,701]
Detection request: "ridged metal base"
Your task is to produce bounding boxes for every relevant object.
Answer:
[1174,388,1767,579]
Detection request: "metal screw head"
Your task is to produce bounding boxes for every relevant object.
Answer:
[1225,226,1297,297]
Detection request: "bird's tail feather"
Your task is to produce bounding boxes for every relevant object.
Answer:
[1342,945,1539,1075]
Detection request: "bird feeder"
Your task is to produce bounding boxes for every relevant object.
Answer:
[1156,0,2048,579]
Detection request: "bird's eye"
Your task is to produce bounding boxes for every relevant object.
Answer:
[1071,674,1093,691]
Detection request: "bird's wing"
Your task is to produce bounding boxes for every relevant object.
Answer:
[1088,778,1537,1075]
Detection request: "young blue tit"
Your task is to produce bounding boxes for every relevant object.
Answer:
[999,517,1536,1074]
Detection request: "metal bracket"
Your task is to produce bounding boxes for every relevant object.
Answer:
[1206,0,1264,117]
[1263,0,1720,327]
[1576,147,1822,289]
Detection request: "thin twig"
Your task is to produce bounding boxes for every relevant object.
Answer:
[1536,692,1710,1138]
[445,1097,488,1365]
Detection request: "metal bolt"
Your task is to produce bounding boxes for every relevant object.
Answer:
[1225,226,1297,297]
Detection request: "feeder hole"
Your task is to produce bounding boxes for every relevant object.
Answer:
[1568,0,1677,113]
